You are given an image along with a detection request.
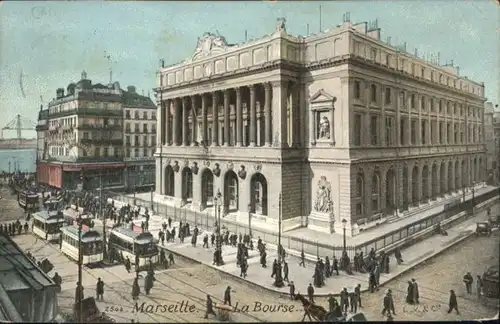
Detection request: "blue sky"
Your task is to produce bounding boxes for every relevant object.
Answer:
[0,0,498,139]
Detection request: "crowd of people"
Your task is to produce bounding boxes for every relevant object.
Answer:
[0,219,29,236]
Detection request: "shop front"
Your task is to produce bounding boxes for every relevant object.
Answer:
[62,163,125,191]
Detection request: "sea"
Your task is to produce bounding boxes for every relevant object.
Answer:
[0,149,36,173]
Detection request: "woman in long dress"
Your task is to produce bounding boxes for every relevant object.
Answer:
[406,281,414,304]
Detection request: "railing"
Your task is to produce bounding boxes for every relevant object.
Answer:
[78,124,122,131]
[49,108,123,119]
[107,188,499,260]
[81,139,123,146]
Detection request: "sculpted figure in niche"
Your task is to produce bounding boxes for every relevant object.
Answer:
[314,176,333,213]
[318,116,330,139]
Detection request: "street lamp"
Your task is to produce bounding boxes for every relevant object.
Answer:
[273,192,284,288]
[74,211,84,323]
[341,218,347,252]
[214,189,224,266]
[247,203,252,237]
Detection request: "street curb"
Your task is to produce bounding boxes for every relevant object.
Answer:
[158,230,477,299]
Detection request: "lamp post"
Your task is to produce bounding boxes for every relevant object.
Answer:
[247,203,252,237]
[214,189,224,266]
[341,218,347,252]
[273,192,284,287]
[75,211,83,323]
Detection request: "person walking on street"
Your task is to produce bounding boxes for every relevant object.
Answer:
[340,288,349,314]
[283,262,289,282]
[223,286,232,306]
[350,290,358,313]
[447,290,459,314]
[131,277,140,300]
[288,281,295,300]
[332,256,339,276]
[204,295,216,319]
[299,250,305,267]
[307,283,315,304]
[96,278,104,301]
[355,284,362,308]
[382,289,396,316]
[476,275,483,298]
[463,272,473,294]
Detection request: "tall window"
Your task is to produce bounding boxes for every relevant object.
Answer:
[386,54,391,66]
[371,48,377,61]
[400,118,406,145]
[143,123,148,132]
[370,84,377,102]
[439,122,444,144]
[420,96,426,111]
[354,114,362,146]
[410,94,416,109]
[370,115,378,145]
[372,174,380,213]
[355,175,364,216]
[228,177,238,210]
[384,88,391,105]
[385,116,394,146]
[431,121,437,144]
[411,120,417,145]
[454,124,458,143]
[439,100,443,113]
[421,120,427,145]
[354,81,361,99]
[143,111,148,120]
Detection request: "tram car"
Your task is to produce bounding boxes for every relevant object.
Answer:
[62,207,94,228]
[60,225,104,265]
[18,190,40,211]
[108,225,159,269]
[32,210,65,241]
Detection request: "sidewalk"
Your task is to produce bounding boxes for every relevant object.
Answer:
[123,201,492,297]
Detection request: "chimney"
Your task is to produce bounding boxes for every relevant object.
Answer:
[56,88,65,99]
[127,86,136,93]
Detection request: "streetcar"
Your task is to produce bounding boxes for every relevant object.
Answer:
[62,207,94,228]
[32,210,65,241]
[108,225,159,269]
[60,225,104,265]
[18,190,40,211]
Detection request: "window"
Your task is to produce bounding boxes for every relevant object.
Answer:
[411,63,415,75]
[431,121,436,144]
[125,123,130,132]
[370,84,377,102]
[420,96,426,111]
[125,135,130,145]
[143,135,147,146]
[385,116,394,146]
[386,54,391,66]
[446,102,451,115]
[82,149,87,157]
[134,148,139,157]
[439,74,443,84]
[134,111,139,119]
[134,135,139,146]
[411,120,417,145]
[421,67,425,78]
[385,88,391,105]
[152,136,156,146]
[152,124,156,133]
[410,94,416,109]
[370,115,378,145]
[354,114,362,146]
[103,148,108,157]
[371,48,377,61]
[439,100,443,113]
[372,174,380,213]
[439,122,444,144]
[143,123,148,133]
[447,123,451,144]
[152,112,156,120]
[83,132,89,139]
[400,118,406,145]
[354,81,361,99]
[143,111,148,120]
[430,98,435,112]
[134,123,139,132]
[94,147,100,157]
[421,120,427,145]
[454,124,458,143]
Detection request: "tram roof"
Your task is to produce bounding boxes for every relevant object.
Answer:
[33,211,64,223]
[110,226,154,244]
[61,226,101,242]
[62,208,90,219]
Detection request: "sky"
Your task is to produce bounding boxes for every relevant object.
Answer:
[0,0,498,139]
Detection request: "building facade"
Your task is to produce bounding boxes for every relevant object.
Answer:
[123,86,157,191]
[154,18,487,235]
[493,108,500,185]
[484,102,498,184]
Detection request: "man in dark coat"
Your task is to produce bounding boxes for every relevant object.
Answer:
[411,278,419,304]
[381,289,396,316]
[223,286,232,306]
[96,278,104,301]
[52,272,62,293]
[355,283,362,307]
[283,262,289,282]
[406,280,414,304]
[340,288,349,314]
[211,233,215,247]
[332,256,339,275]
[131,278,140,300]
[307,283,315,303]
[260,250,267,268]
[271,259,277,278]
[168,217,172,228]
[299,250,305,267]
[203,234,209,248]
[204,295,216,319]
[447,290,459,314]
[75,281,84,304]
[463,272,473,294]
[350,290,358,313]
[144,272,154,295]
[288,281,295,300]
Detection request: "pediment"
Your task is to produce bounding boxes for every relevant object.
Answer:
[309,89,336,104]
[185,32,232,63]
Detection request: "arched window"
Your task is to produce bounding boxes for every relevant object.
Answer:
[182,167,193,201]
[355,174,364,216]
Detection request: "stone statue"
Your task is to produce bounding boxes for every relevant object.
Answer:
[314,176,333,213]
[276,17,286,32]
[319,116,330,139]
[191,32,229,59]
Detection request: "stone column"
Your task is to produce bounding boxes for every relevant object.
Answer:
[182,97,189,146]
[249,85,257,147]
[330,106,335,146]
[201,94,208,146]
[264,83,272,146]
[157,99,164,145]
[172,99,180,146]
[223,89,230,146]
[165,99,171,145]
[236,87,243,146]
[271,80,288,147]
[190,95,197,146]
[310,110,316,146]
[211,92,219,146]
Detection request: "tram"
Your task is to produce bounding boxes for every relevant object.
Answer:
[108,225,159,269]
[32,210,65,241]
[60,225,104,265]
[62,207,94,228]
[18,190,40,211]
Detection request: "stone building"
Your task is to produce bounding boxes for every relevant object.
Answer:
[35,106,48,162]
[123,86,157,191]
[154,18,486,235]
[493,108,500,184]
[484,102,498,184]
[37,72,125,190]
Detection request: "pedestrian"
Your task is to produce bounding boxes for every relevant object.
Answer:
[476,275,483,298]
[168,253,174,265]
[144,271,154,295]
[125,256,131,273]
[131,277,140,300]
[283,262,289,282]
[382,289,396,316]
[463,272,473,294]
[271,259,277,278]
[96,278,104,301]
[75,281,84,303]
[328,294,336,313]
[447,290,459,314]
[333,256,339,275]
[223,286,232,306]
[340,288,349,314]
[204,295,216,319]
[354,283,362,308]
[307,283,315,304]
[350,291,358,313]
[203,235,209,248]
[211,233,215,247]
[406,280,414,304]
[52,272,62,293]
[299,250,305,267]
[411,278,419,304]
[168,217,172,228]
[288,281,295,300]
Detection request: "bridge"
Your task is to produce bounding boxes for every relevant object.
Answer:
[0,114,37,150]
